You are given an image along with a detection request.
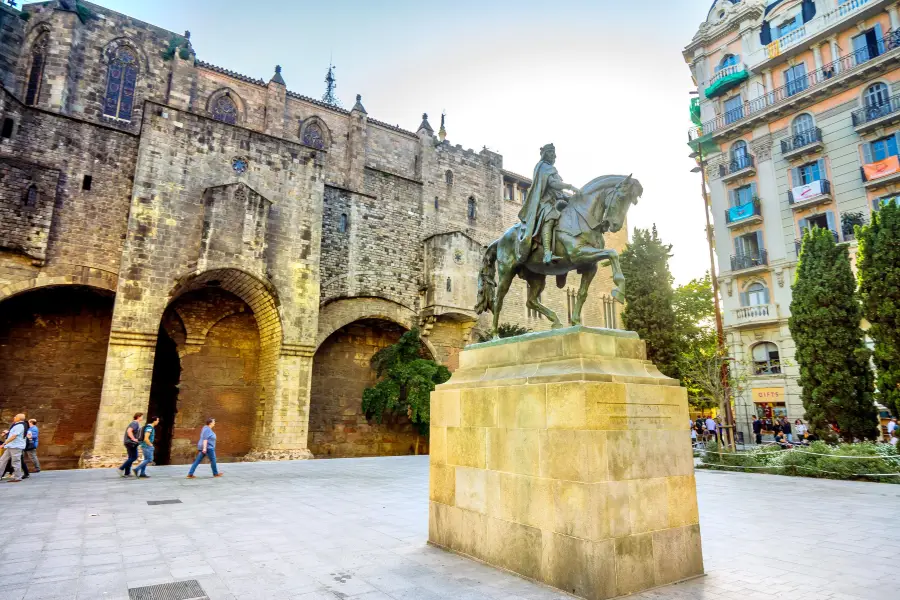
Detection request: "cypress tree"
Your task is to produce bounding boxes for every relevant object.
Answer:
[789,227,877,442]
[858,200,900,418]
[620,225,681,378]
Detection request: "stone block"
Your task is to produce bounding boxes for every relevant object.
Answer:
[614,533,655,597]
[432,390,461,427]
[487,427,540,476]
[546,382,587,429]
[541,532,616,600]
[497,384,546,429]
[460,387,498,427]
[446,427,485,468]
[429,463,455,505]
[485,517,543,580]
[666,475,700,529]
[652,525,703,587]
[455,466,487,514]
[539,429,607,483]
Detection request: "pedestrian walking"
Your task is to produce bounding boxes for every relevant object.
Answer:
[25,419,40,472]
[752,415,763,445]
[705,416,717,445]
[0,413,28,482]
[117,412,143,478]
[134,416,159,479]
[782,417,793,443]
[186,418,222,478]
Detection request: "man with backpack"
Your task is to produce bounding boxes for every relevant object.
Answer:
[0,413,28,482]
[117,412,143,478]
[134,416,159,479]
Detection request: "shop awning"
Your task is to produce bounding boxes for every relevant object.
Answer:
[704,69,749,99]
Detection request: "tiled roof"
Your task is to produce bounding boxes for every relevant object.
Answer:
[195,60,266,87]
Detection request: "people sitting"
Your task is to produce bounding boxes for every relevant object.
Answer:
[773,431,793,449]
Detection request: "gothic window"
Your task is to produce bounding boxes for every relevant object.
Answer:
[434,196,439,210]
[339,213,348,233]
[25,37,48,106]
[24,184,37,207]
[446,277,452,292]
[445,170,453,185]
[103,47,139,120]
[211,94,238,125]
[467,196,476,220]
[302,123,326,150]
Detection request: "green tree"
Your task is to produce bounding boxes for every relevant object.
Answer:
[858,200,900,418]
[789,228,878,442]
[474,322,531,342]
[361,328,451,435]
[673,272,717,353]
[620,225,682,378]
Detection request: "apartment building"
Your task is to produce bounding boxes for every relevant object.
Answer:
[684,0,899,441]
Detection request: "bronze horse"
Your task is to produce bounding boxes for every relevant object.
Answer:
[475,174,642,338]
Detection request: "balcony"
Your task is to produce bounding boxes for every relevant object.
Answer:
[725,200,762,228]
[780,127,824,160]
[842,214,869,242]
[704,64,749,99]
[748,0,875,69]
[861,156,900,188]
[719,155,756,183]
[691,29,900,140]
[732,303,780,329]
[788,179,832,209]
[852,94,900,132]
[730,249,768,274]
[795,230,840,256]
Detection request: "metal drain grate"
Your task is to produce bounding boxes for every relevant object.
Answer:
[128,579,208,600]
[146,499,182,506]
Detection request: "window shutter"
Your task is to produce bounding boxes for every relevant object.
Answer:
[875,23,884,52]
[760,21,771,46]
[728,188,737,208]
[755,230,764,253]
[893,132,900,157]
[801,0,816,23]
[816,158,826,181]
[798,218,808,238]
[735,235,744,256]
[763,286,770,304]
[825,211,836,233]
[862,143,874,165]
[750,182,758,202]
[740,292,749,307]
[790,167,800,187]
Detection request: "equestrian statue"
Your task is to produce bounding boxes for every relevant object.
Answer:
[475,143,642,338]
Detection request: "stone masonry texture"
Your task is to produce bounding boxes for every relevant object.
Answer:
[0,1,627,466]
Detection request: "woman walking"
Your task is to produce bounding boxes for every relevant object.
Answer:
[186,418,222,478]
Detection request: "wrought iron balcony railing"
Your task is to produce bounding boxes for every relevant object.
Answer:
[788,178,831,204]
[730,249,768,272]
[725,200,762,225]
[780,127,823,155]
[691,29,900,138]
[719,155,755,178]
[852,93,900,127]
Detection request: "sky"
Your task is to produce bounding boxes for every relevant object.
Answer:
[30,0,710,283]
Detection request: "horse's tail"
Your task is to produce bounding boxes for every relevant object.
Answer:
[475,241,498,314]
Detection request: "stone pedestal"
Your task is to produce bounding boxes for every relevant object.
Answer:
[428,326,703,600]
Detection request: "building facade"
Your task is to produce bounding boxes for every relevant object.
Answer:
[684,0,899,441]
[0,1,625,468]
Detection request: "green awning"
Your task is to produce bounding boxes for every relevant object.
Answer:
[690,98,702,127]
[688,133,720,157]
[704,69,749,99]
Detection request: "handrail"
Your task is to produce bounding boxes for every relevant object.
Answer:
[730,249,768,271]
[691,29,900,138]
[852,93,900,126]
[780,127,823,154]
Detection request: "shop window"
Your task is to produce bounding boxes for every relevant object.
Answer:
[752,342,781,375]
[103,46,139,120]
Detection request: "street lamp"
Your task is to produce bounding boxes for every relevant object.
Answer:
[689,141,737,449]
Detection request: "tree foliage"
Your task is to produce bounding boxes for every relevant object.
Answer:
[672,273,719,408]
[620,225,682,378]
[473,322,531,342]
[361,328,451,435]
[789,227,877,442]
[858,200,900,418]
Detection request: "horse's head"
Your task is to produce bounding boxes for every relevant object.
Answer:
[601,174,642,233]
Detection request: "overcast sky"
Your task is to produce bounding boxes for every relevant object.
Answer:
[35,0,709,283]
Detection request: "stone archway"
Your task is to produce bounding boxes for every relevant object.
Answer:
[0,285,114,470]
[310,313,434,458]
[161,269,282,461]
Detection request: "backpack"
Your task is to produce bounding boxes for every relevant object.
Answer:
[25,426,35,451]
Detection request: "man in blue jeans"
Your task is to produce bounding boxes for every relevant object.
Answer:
[187,417,222,478]
[134,416,159,479]
[117,412,142,478]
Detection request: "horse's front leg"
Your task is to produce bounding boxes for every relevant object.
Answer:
[492,265,515,339]
[605,250,625,303]
[571,264,597,326]
[525,272,563,328]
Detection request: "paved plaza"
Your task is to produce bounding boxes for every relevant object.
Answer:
[0,456,897,600]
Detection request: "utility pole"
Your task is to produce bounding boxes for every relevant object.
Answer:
[690,143,736,450]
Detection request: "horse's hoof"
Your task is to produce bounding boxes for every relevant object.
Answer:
[551,322,564,330]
